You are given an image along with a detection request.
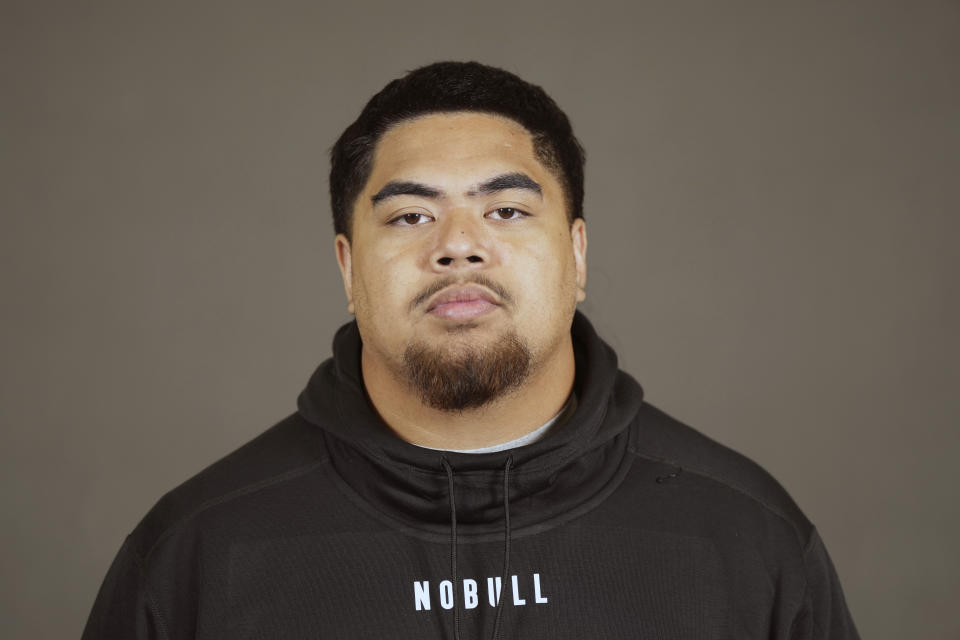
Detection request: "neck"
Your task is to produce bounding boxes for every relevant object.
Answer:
[361,338,576,450]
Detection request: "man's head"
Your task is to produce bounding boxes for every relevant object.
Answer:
[330,61,585,238]
[332,62,587,413]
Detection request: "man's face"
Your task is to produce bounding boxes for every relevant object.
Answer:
[335,112,586,407]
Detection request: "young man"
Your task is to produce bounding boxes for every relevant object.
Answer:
[83,62,859,639]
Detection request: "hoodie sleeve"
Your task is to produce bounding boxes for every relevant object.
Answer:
[789,529,860,640]
[81,536,167,640]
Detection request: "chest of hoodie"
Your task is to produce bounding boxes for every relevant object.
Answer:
[146,458,802,640]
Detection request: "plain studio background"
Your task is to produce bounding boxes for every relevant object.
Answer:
[2,2,957,638]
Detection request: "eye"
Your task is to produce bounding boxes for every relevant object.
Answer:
[487,207,527,221]
[390,212,433,226]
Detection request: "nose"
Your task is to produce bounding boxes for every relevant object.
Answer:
[429,213,490,271]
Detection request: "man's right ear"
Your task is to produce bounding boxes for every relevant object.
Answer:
[334,234,355,314]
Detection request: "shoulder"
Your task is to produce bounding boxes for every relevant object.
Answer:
[127,413,330,560]
[630,402,813,546]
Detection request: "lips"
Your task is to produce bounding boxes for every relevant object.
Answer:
[425,285,500,321]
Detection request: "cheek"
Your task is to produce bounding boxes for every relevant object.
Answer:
[353,246,391,294]
[507,243,577,306]
[353,252,420,316]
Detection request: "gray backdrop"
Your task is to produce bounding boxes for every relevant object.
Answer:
[3,2,958,638]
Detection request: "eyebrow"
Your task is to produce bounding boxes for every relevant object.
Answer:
[370,181,443,205]
[369,172,543,206]
[468,172,542,197]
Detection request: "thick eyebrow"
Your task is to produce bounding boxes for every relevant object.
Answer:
[468,172,542,198]
[370,181,443,205]
[369,172,542,206]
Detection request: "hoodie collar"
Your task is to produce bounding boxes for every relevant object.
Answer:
[296,311,643,540]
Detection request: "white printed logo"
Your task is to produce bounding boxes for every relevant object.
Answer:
[413,574,549,611]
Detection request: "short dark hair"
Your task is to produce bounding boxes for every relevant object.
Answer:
[329,61,585,237]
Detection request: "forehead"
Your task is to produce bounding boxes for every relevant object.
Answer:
[366,112,550,188]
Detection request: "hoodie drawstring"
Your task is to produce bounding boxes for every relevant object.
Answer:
[440,457,461,640]
[440,456,514,640]
[491,456,513,640]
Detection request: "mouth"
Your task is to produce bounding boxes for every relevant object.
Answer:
[425,285,501,321]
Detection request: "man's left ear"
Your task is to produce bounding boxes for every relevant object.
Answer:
[571,217,587,302]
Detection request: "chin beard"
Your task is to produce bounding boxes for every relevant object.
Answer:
[401,331,532,412]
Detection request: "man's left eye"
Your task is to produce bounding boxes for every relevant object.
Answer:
[487,207,526,220]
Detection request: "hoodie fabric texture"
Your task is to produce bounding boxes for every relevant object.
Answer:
[83,312,859,639]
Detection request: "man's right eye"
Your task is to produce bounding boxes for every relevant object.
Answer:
[390,212,432,226]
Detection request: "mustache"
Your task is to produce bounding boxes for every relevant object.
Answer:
[408,275,514,313]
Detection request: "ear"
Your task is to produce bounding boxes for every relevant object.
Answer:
[334,233,355,314]
[570,218,588,302]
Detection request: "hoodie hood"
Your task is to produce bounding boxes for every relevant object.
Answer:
[297,311,643,541]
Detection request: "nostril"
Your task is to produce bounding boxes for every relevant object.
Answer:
[438,257,453,266]
[467,255,483,263]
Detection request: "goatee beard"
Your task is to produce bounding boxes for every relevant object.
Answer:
[402,331,532,412]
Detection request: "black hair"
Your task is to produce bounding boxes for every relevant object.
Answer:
[329,61,585,237]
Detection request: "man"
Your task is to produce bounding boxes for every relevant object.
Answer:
[83,61,859,639]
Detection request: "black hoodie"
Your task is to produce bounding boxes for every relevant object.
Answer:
[82,312,859,639]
